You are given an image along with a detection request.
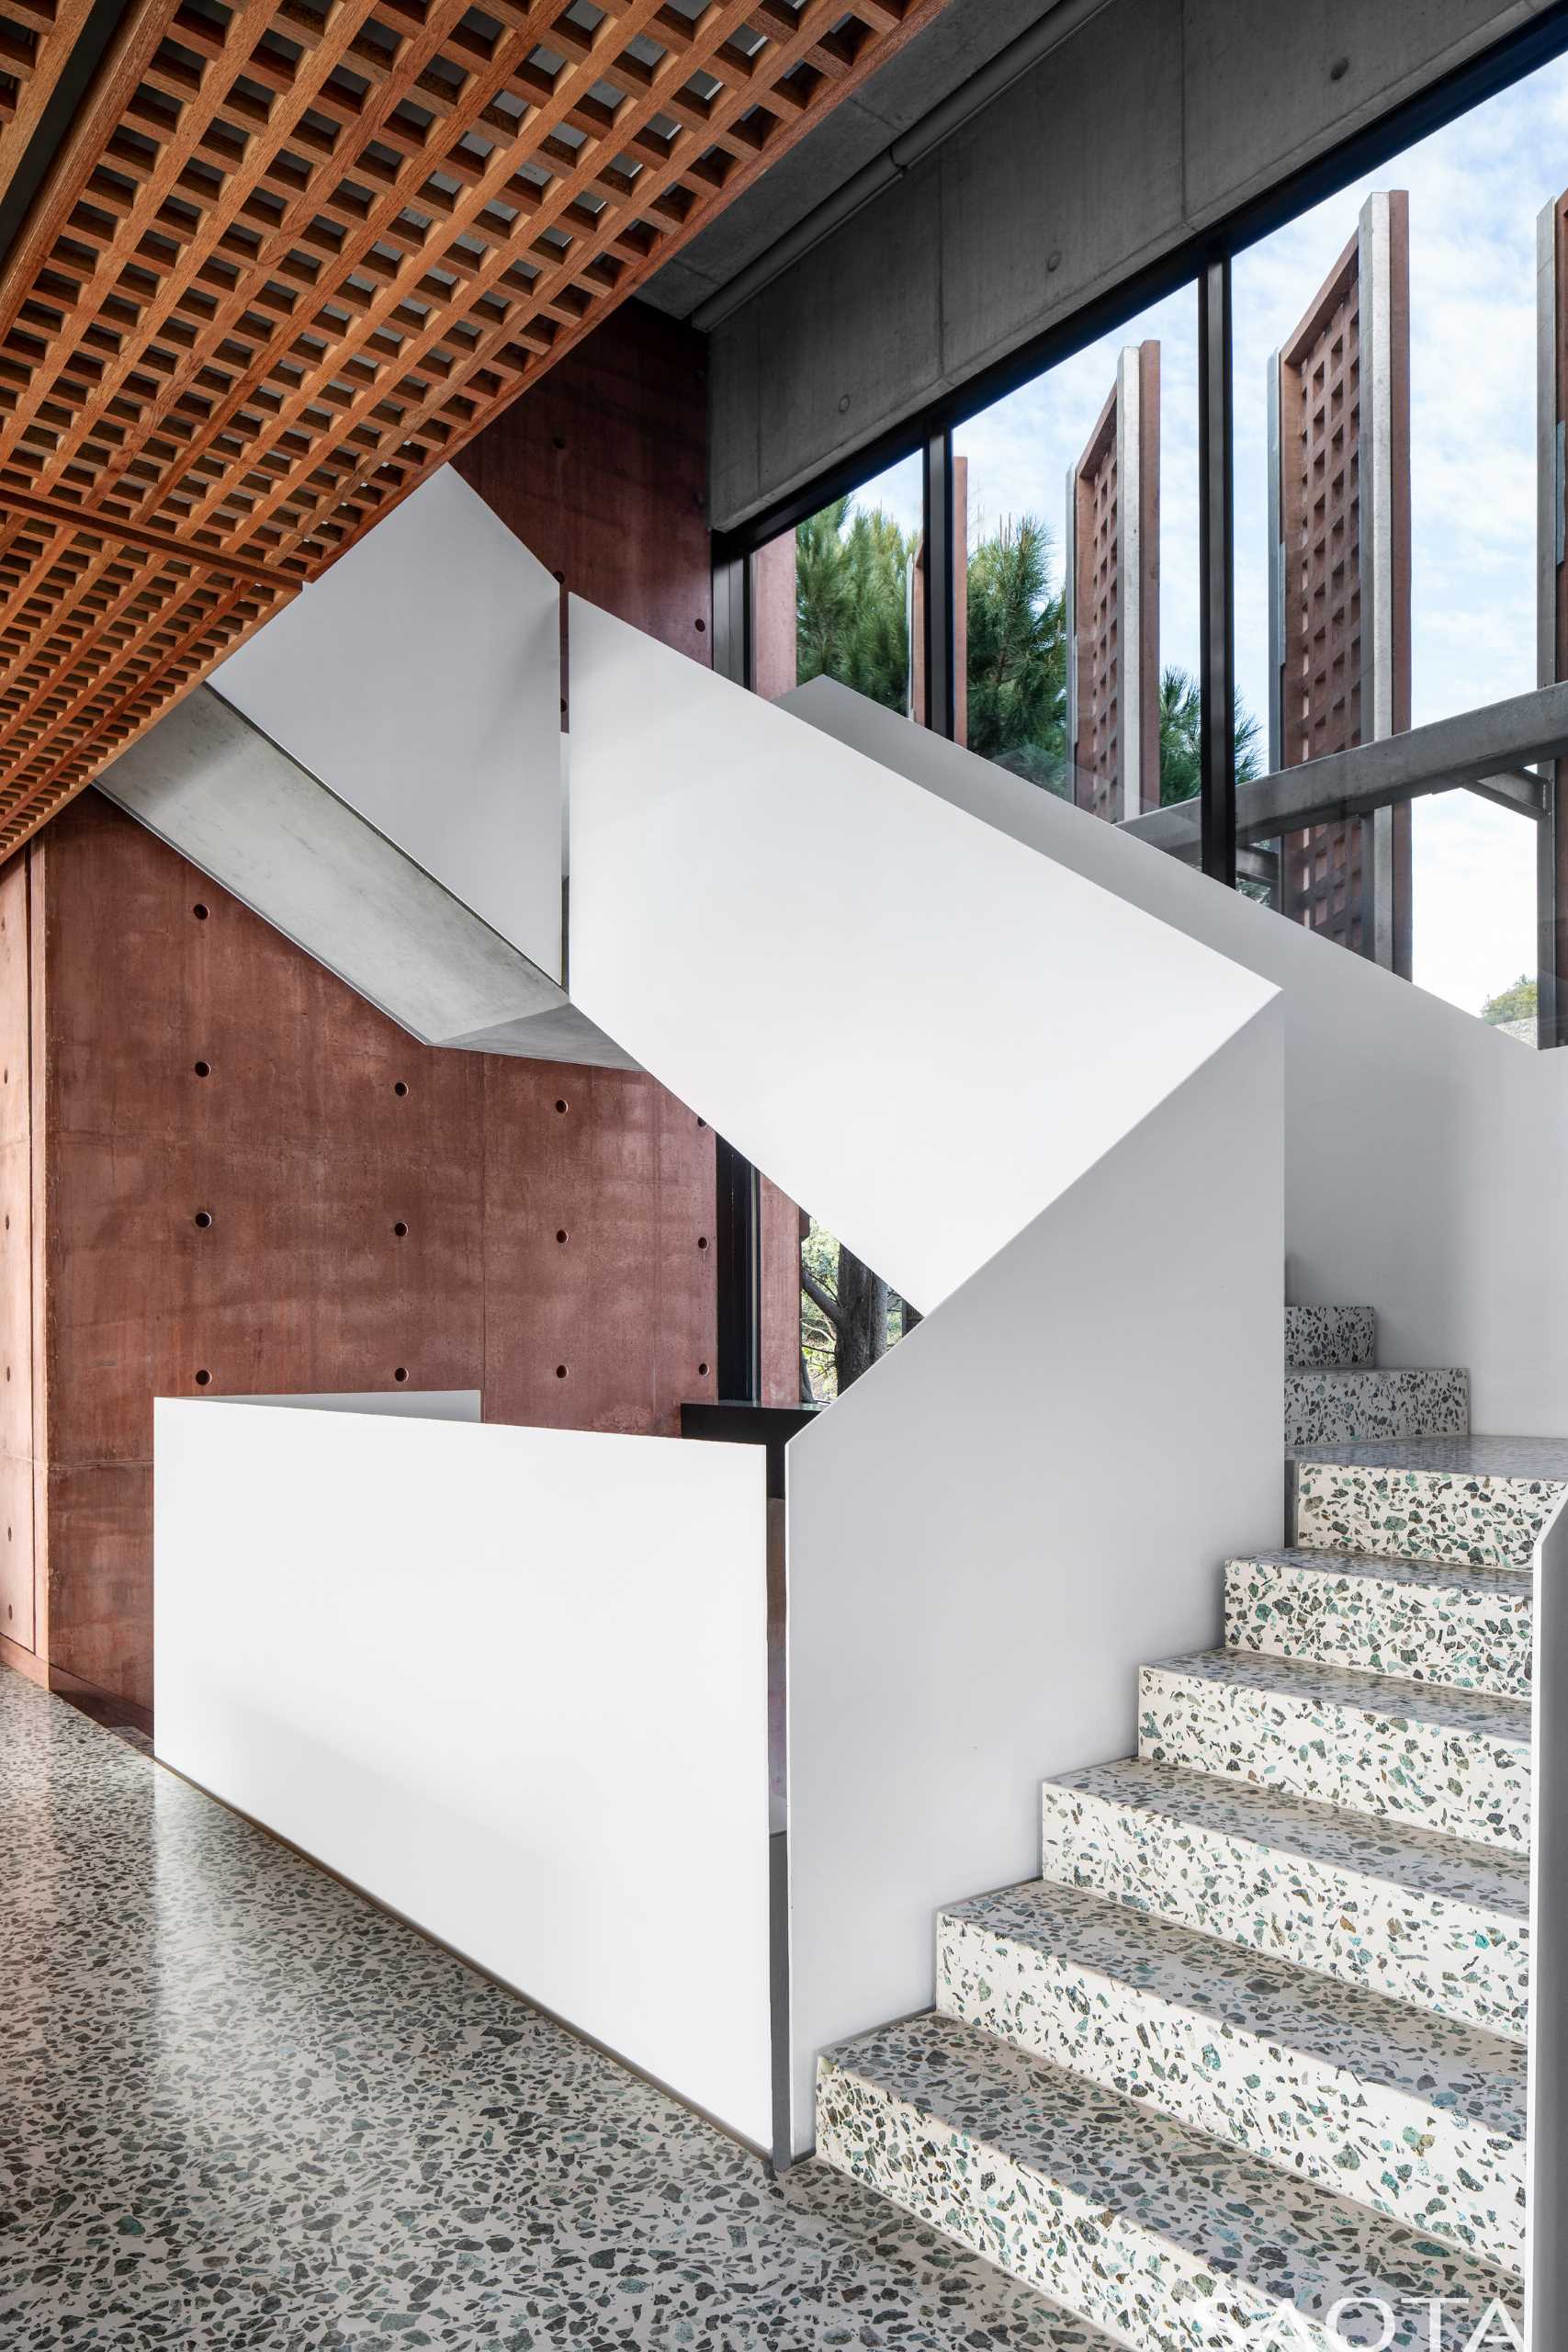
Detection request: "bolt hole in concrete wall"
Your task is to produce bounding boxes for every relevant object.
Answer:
[193,903,208,920]
[194,1060,210,1078]
[18,792,722,1716]
[393,1080,408,1097]
[195,1371,211,1388]
[394,1368,409,1383]
[393,1221,408,1238]
[194,1211,212,1229]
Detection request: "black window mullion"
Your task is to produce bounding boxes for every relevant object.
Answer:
[921,427,957,740]
[709,548,763,1401]
[1199,253,1237,890]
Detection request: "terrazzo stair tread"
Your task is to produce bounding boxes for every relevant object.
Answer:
[816,2009,1519,2352]
[1139,1649,1531,1853]
[1039,1758,1529,2041]
[779,2165,1137,2352]
[1224,1548,1533,1697]
[1283,1368,1469,1450]
[936,1876,1526,2267]
[1286,1305,1377,1370]
[1292,1436,1568,1566]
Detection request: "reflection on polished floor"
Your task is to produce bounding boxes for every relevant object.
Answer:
[0,1668,1096,2350]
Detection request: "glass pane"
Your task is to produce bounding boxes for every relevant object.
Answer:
[1232,51,1562,1013]
[951,279,1208,829]
[1234,51,1568,740]
[801,1226,919,1405]
[751,453,925,713]
[1413,792,1538,1031]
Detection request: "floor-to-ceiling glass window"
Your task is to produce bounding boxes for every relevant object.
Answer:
[1231,51,1568,1026]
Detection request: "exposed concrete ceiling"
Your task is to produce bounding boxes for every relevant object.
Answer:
[638,0,1065,321]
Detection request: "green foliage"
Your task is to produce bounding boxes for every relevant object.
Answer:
[800,1217,907,1404]
[793,498,1261,808]
[1157,665,1263,806]
[964,516,1067,791]
[1481,974,1539,1026]
[795,497,913,714]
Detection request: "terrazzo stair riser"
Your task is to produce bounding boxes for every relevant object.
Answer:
[1224,1552,1533,1699]
[1286,1305,1377,1370]
[936,1886,1526,2270]
[816,2013,1520,2352]
[1283,1369,1469,1451]
[1293,1454,1567,1568]
[1139,1654,1531,1853]
[1040,1764,1529,2043]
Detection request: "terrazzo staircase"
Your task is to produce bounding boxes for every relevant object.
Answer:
[1283,1302,1469,1450]
[814,1320,1564,2351]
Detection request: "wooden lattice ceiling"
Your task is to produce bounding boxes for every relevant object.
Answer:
[0,0,949,854]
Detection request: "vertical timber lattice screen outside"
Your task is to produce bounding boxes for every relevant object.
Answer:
[1268,190,1412,972]
[0,0,953,858]
[1065,338,1159,824]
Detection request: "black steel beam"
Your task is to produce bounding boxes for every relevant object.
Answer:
[1123,684,1568,859]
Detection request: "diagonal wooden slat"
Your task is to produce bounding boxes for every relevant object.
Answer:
[0,0,102,210]
[0,0,955,849]
[6,0,399,500]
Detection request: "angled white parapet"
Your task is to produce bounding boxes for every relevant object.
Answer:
[568,600,1275,1314]
[783,674,1568,1434]
[155,1401,773,2148]
[97,685,636,1069]
[213,466,563,976]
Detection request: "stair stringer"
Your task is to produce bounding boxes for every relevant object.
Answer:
[97,684,636,1069]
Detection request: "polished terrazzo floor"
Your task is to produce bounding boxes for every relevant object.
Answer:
[0,1666,1098,2351]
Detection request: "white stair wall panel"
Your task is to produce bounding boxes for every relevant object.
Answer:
[214,467,565,975]
[567,599,1278,1317]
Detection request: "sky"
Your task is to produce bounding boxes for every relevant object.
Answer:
[841,50,1568,1025]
